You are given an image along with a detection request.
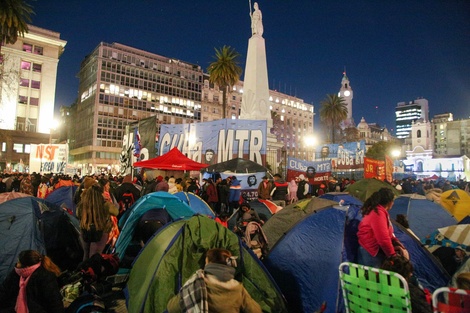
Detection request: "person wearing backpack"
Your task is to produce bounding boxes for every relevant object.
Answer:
[296,174,309,200]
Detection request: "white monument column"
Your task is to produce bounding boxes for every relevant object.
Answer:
[240,2,281,169]
[240,2,272,129]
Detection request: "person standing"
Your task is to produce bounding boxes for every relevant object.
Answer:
[77,184,118,260]
[270,174,289,207]
[205,178,219,214]
[357,188,407,267]
[257,176,272,200]
[0,250,64,313]
[228,176,242,216]
[296,174,309,200]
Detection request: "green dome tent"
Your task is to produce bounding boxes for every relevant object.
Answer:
[126,215,287,313]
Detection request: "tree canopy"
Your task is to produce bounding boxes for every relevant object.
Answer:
[319,94,348,143]
[0,0,34,49]
[365,140,402,161]
[207,45,242,119]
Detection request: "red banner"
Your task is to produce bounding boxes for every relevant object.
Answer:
[364,157,385,180]
[385,155,393,182]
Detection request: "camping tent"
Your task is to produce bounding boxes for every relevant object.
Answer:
[202,157,267,173]
[0,191,32,204]
[125,215,288,313]
[440,189,470,222]
[115,192,214,260]
[389,194,457,239]
[262,197,450,313]
[173,191,214,217]
[422,224,470,253]
[227,199,279,230]
[45,185,78,215]
[133,147,208,171]
[0,197,83,282]
[345,178,401,202]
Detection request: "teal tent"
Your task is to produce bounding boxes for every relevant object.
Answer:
[115,192,197,260]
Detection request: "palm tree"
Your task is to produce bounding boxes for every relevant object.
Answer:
[0,0,34,53]
[207,45,242,119]
[319,94,348,143]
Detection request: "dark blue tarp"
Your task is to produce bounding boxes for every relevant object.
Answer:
[389,195,457,239]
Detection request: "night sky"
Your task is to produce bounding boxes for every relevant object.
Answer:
[30,0,470,134]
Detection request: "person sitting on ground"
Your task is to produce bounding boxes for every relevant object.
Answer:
[381,255,432,313]
[0,250,64,313]
[236,203,262,225]
[167,248,262,313]
[215,212,230,228]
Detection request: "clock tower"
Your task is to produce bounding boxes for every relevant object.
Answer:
[338,71,354,128]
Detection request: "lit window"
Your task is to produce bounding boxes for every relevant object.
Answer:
[31,80,40,89]
[33,46,43,55]
[23,43,32,53]
[33,63,42,72]
[20,79,29,87]
[30,97,39,106]
[13,143,23,153]
[21,61,31,70]
[19,96,28,104]
[24,145,31,153]
[1,142,6,152]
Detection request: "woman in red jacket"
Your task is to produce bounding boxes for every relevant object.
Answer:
[357,188,407,267]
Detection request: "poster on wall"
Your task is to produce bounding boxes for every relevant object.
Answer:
[159,119,267,165]
[315,141,366,170]
[287,157,332,185]
[29,144,69,174]
[218,171,266,202]
[364,157,385,180]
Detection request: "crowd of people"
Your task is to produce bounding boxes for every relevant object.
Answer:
[0,170,469,312]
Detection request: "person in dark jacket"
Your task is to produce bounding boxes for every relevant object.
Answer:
[270,174,289,207]
[381,255,432,313]
[0,250,64,313]
[228,176,242,216]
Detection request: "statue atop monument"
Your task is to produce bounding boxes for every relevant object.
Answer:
[250,2,263,36]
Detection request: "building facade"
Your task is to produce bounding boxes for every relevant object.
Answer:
[69,42,204,174]
[356,117,394,149]
[0,25,66,171]
[201,77,315,161]
[432,113,470,157]
[395,98,429,139]
[69,42,315,174]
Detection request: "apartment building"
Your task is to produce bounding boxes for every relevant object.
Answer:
[69,42,203,173]
[0,25,66,171]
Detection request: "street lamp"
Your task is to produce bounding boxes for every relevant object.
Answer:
[303,135,317,161]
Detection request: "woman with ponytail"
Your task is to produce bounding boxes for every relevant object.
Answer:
[167,248,262,313]
[357,187,408,267]
[0,250,64,312]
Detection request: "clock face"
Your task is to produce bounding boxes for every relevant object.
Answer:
[344,90,351,96]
